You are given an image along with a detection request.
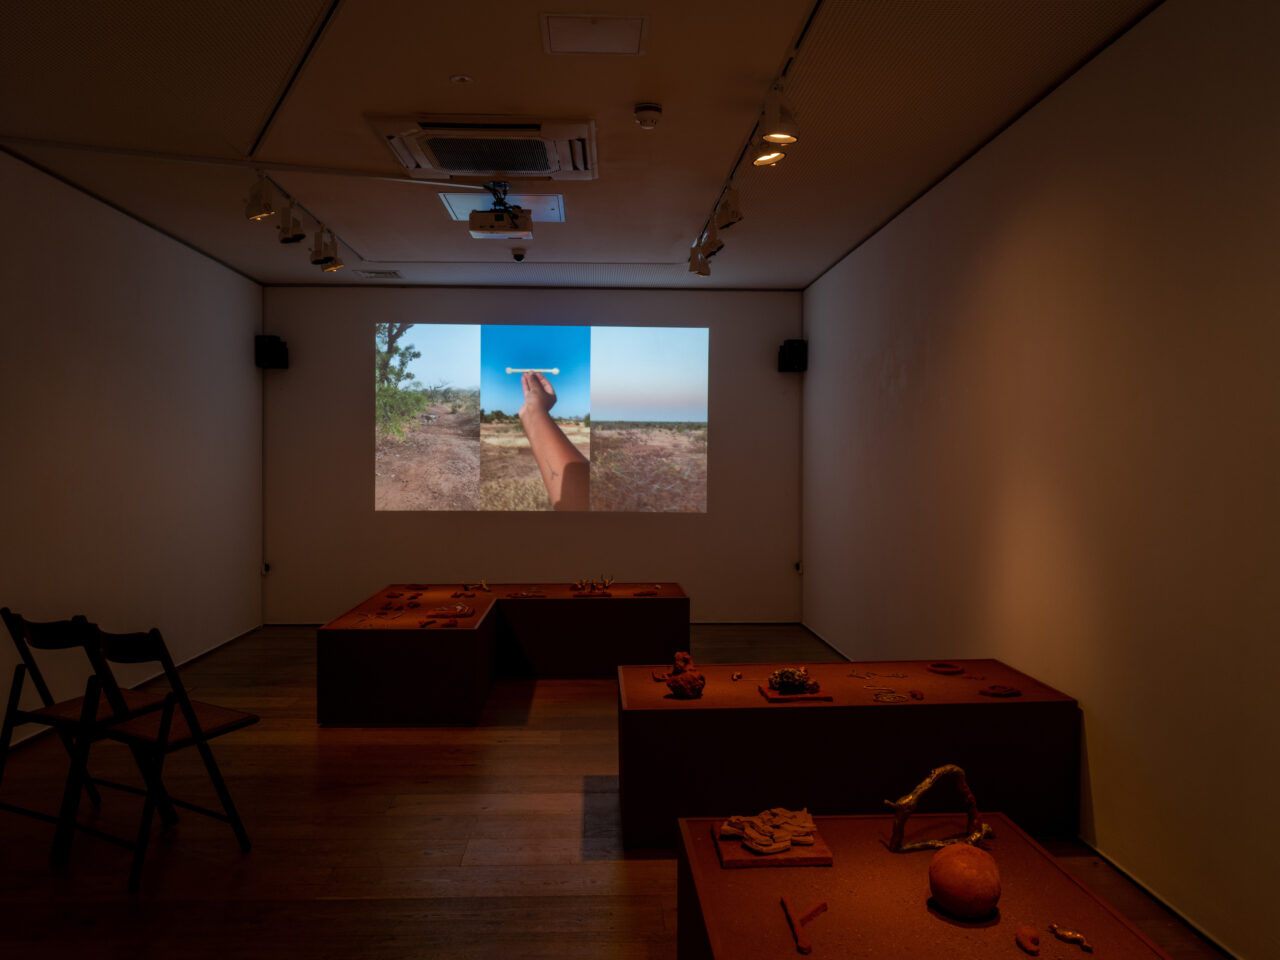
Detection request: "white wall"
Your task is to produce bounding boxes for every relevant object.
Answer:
[801,2,1278,957]
[263,286,802,623]
[0,154,264,715]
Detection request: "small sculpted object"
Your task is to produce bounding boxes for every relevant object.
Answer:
[768,666,820,695]
[929,843,1001,919]
[730,671,743,681]
[1049,924,1093,952]
[979,684,1021,697]
[721,807,816,854]
[885,764,994,853]
[666,670,706,699]
[653,651,695,682]
[927,662,964,675]
[1016,925,1041,955]
[781,896,827,955]
[656,651,704,697]
[909,689,925,700]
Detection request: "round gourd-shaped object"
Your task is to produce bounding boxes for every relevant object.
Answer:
[928,843,1001,919]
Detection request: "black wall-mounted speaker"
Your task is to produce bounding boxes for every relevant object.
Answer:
[255,334,289,370]
[778,339,808,373]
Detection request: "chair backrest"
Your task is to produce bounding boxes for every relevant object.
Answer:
[93,625,193,719]
[1,607,98,708]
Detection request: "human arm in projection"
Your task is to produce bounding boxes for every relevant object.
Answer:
[517,371,589,511]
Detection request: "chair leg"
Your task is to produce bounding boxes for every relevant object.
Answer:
[128,751,164,894]
[58,729,103,808]
[128,743,179,826]
[51,727,91,866]
[195,739,251,852]
[0,665,25,789]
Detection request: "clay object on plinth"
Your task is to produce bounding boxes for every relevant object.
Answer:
[667,670,706,699]
[929,843,1001,919]
[1016,925,1041,955]
[768,666,820,695]
[653,651,695,682]
[884,763,994,852]
[1049,924,1094,952]
[979,684,1021,697]
[721,807,817,854]
[927,661,964,675]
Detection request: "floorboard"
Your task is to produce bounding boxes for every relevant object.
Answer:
[0,623,1231,959]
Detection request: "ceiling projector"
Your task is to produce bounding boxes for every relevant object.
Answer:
[469,207,533,239]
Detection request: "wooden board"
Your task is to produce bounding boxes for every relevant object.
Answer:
[712,823,833,868]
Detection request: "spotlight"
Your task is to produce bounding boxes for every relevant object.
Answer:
[700,222,723,259]
[321,231,343,272]
[245,174,276,221]
[278,201,305,243]
[688,243,710,277]
[761,84,798,144]
[309,227,334,265]
[715,185,743,229]
[752,142,786,166]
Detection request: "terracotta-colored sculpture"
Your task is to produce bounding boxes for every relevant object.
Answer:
[721,807,816,854]
[667,670,706,699]
[1049,924,1093,952]
[658,651,705,698]
[928,843,1001,919]
[1016,925,1041,955]
[768,666,820,695]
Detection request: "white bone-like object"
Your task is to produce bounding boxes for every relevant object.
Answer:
[505,367,560,375]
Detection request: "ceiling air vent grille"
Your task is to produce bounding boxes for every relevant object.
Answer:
[353,269,403,279]
[368,115,597,181]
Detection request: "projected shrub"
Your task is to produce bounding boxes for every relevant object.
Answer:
[374,323,708,513]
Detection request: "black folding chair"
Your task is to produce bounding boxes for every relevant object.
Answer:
[0,608,168,837]
[56,624,259,892]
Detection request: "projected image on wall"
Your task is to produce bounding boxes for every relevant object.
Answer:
[374,323,708,512]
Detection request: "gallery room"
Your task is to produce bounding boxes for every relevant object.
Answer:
[1,1,1275,958]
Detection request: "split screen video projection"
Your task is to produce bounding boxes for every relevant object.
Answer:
[375,323,709,512]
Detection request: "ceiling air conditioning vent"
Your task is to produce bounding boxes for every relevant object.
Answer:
[353,269,403,280]
[368,115,597,181]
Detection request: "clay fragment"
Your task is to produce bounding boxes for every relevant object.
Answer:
[1049,923,1093,952]
[909,689,925,700]
[979,684,1021,697]
[1016,925,1041,955]
[722,807,816,854]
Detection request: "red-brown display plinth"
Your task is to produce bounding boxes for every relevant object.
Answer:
[619,660,1080,846]
[677,812,1172,960]
[317,585,498,725]
[317,582,689,723]
[493,582,689,677]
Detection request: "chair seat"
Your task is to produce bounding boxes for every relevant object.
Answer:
[108,700,259,750]
[30,689,165,725]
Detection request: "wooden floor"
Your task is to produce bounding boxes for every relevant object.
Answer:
[0,624,1231,959]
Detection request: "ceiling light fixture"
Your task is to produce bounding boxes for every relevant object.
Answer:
[761,83,798,144]
[688,244,710,277]
[277,201,305,243]
[715,185,743,230]
[309,227,335,265]
[245,174,276,221]
[700,222,723,259]
[321,231,344,272]
[752,141,786,167]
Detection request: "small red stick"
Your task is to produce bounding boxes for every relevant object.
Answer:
[781,896,827,954]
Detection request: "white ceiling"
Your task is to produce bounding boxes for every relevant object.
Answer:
[1,0,1160,289]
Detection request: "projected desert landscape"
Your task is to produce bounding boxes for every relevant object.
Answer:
[374,398,481,511]
[479,415,590,511]
[589,421,708,512]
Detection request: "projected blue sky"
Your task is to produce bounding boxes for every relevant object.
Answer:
[402,324,480,390]
[591,326,709,421]
[480,325,592,419]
